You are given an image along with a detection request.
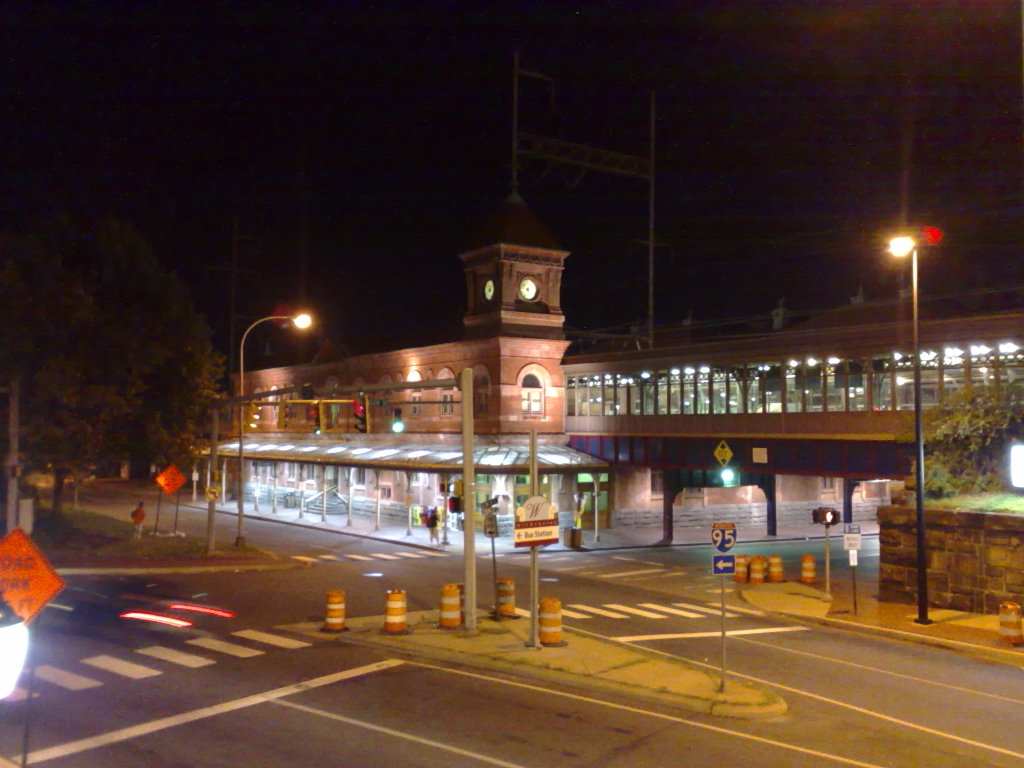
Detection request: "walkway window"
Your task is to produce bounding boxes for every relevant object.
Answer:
[848,359,867,411]
[872,356,893,411]
[805,359,823,412]
[656,371,669,414]
[747,366,765,413]
[603,378,617,416]
[696,367,711,414]
[785,361,803,412]
[765,364,782,413]
[521,374,543,416]
[566,378,577,416]
[668,370,682,414]
[826,359,845,411]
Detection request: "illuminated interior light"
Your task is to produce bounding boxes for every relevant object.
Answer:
[970,344,991,357]
[326,446,348,454]
[670,368,680,375]
[893,352,903,361]
[119,611,194,628]
[349,448,372,455]
[640,371,651,379]
[699,366,710,374]
[999,342,1019,354]
[684,367,695,375]
[806,357,818,367]
[827,357,841,365]
[788,360,799,367]
[896,376,910,386]
[167,604,236,618]
[944,347,963,358]
[277,444,295,452]
[919,350,937,362]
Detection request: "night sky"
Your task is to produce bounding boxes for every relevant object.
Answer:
[5,3,1023,362]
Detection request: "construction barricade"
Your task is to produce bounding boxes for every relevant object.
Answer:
[539,596,567,647]
[384,588,410,634]
[497,578,517,618]
[733,555,749,584]
[768,554,785,583]
[800,554,816,584]
[439,584,462,629]
[748,555,766,585]
[322,589,347,632]
[999,600,1023,645]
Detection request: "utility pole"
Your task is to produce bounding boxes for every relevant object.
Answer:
[5,378,19,534]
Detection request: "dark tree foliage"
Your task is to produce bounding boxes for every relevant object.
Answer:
[923,384,1024,497]
[0,218,224,514]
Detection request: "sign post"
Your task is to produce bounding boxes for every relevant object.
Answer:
[844,524,862,615]
[515,493,559,648]
[710,522,737,692]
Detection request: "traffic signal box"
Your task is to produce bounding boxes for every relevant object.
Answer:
[353,398,367,433]
[811,507,840,526]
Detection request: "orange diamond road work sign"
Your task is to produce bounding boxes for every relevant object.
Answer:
[156,464,186,495]
[0,529,65,624]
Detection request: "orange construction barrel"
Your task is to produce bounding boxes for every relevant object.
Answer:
[322,589,347,632]
[384,588,409,634]
[999,601,1023,645]
[768,554,785,583]
[733,555,749,584]
[800,554,816,584]
[539,597,567,647]
[748,555,766,585]
[497,578,517,618]
[439,584,461,629]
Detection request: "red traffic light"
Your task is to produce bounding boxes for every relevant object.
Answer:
[921,226,944,246]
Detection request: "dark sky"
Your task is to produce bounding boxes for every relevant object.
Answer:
[4,3,1023,360]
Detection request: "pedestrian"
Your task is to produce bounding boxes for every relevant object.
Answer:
[427,507,440,545]
[130,502,146,539]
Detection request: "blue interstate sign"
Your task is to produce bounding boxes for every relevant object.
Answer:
[712,555,736,575]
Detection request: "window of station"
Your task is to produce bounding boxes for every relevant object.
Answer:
[668,369,682,414]
[603,376,617,416]
[475,372,491,416]
[746,365,765,413]
[825,358,844,411]
[696,366,711,414]
[521,373,544,416]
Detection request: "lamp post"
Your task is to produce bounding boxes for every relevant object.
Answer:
[889,236,931,625]
[236,312,313,548]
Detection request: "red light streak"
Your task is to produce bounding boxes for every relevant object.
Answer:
[119,611,193,628]
[167,603,236,618]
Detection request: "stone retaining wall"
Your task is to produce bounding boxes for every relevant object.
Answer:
[878,505,1024,613]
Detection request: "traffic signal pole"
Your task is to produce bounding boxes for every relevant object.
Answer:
[460,368,476,632]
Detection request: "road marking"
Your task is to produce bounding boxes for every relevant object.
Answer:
[345,554,373,560]
[393,552,427,559]
[34,666,102,690]
[136,646,215,668]
[81,655,161,679]
[291,555,317,563]
[232,629,311,649]
[637,603,705,618]
[564,604,629,619]
[603,603,668,619]
[673,601,738,618]
[518,606,593,619]
[709,602,765,616]
[272,699,530,768]
[419,550,449,557]
[16,660,405,765]
[187,637,265,658]
[414,662,892,768]
[597,568,665,579]
[369,553,400,560]
[319,554,338,560]
[614,626,809,642]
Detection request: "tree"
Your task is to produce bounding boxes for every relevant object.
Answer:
[923,383,1024,497]
[0,218,224,517]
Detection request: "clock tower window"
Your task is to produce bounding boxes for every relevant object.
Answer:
[521,373,544,416]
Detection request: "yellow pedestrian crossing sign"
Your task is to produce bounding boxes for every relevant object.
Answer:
[713,440,733,467]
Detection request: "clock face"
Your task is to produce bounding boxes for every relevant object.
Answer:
[483,279,495,301]
[519,277,538,301]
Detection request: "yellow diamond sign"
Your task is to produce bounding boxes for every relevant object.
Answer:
[713,440,733,467]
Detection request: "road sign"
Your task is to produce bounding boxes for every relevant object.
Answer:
[514,496,559,548]
[711,521,736,552]
[205,486,220,502]
[843,524,861,534]
[0,529,65,624]
[712,555,736,575]
[843,533,862,551]
[156,464,186,495]
[713,440,733,467]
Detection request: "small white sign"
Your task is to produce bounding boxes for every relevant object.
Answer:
[752,447,768,464]
[843,533,862,551]
[849,549,859,567]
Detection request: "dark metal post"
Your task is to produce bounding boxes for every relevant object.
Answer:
[911,248,931,625]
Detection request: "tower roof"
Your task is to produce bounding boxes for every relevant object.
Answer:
[466,191,562,251]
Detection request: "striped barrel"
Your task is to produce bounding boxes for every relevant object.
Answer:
[768,554,785,583]
[384,589,408,634]
[539,596,566,647]
[800,554,816,584]
[733,555,749,584]
[439,584,462,629]
[497,578,517,618]
[748,556,766,585]
[999,601,1023,645]
[322,589,347,632]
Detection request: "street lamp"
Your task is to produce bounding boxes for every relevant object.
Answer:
[236,312,313,547]
[888,235,931,625]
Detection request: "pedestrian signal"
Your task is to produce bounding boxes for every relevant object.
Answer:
[812,507,840,526]
[353,398,367,433]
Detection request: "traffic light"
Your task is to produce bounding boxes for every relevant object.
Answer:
[391,408,404,433]
[353,398,367,433]
[448,495,462,513]
[812,507,840,526]
[246,402,260,431]
[308,403,321,435]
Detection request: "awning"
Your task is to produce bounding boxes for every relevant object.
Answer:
[209,436,607,474]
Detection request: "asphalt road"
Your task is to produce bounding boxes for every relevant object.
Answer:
[3,508,1023,767]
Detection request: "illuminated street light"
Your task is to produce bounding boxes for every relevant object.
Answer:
[236,311,314,548]
[888,235,930,625]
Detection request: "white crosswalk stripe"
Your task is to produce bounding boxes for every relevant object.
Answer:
[393,552,428,559]
[345,554,373,560]
[637,603,705,619]
[187,637,265,658]
[673,601,739,618]
[564,604,630,619]
[603,604,668,619]
[369,553,399,560]
[232,629,311,649]
[136,646,215,668]
[597,568,665,579]
[35,665,102,690]
[82,655,162,679]
[291,555,317,563]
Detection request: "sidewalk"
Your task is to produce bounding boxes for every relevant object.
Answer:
[61,480,1024,717]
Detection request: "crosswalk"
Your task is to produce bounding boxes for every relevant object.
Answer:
[4,628,312,702]
[553,601,764,621]
[292,550,450,564]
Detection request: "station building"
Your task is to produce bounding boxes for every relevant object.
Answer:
[215,195,1024,541]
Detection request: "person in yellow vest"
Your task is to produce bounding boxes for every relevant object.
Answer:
[130,502,146,539]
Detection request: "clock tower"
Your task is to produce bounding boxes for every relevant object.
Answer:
[460,192,569,340]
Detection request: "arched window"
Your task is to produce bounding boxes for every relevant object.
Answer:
[521,373,543,416]
[474,369,490,416]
